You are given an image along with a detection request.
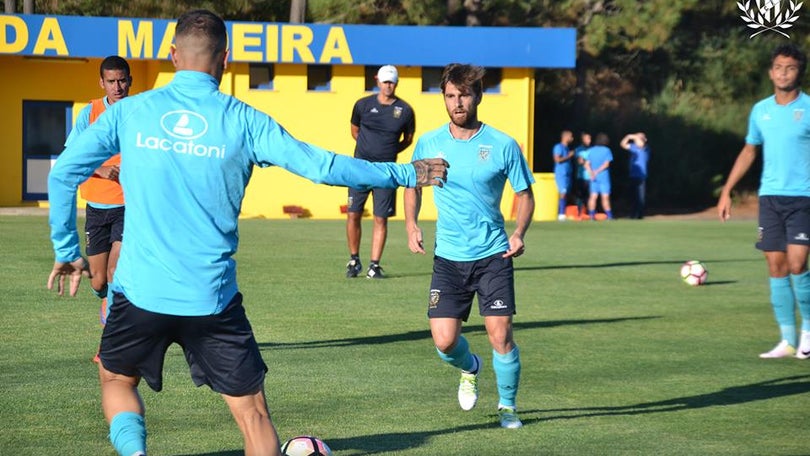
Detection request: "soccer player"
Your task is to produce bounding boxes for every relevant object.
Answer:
[718,43,810,359]
[404,63,535,429]
[65,56,132,355]
[575,131,592,218]
[345,65,416,279]
[553,130,574,220]
[46,10,448,456]
[620,132,650,219]
[585,133,614,220]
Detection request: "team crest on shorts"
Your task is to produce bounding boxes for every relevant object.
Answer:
[347,196,354,206]
[393,106,403,119]
[758,226,764,242]
[478,145,492,161]
[429,289,441,309]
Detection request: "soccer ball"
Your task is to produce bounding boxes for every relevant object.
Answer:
[281,436,333,456]
[680,260,708,286]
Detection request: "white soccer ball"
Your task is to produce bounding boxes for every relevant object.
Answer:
[282,436,333,456]
[680,260,708,286]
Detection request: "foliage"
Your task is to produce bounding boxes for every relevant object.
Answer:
[3,217,810,455]
[12,0,810,208]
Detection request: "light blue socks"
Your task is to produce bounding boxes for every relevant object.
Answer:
[109,411,146,456]
[492,346,521,408]
[792,271,810,333]
[436,335,477,372]
[770,276,797,345]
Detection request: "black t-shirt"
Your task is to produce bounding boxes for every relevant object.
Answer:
[351,94,416,162]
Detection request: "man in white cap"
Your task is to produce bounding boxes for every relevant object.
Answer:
[345,65,416,278]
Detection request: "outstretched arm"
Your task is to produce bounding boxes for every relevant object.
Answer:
[620,134,634,150]
[717,143,758,221]
[504,186,535,258]
[404,187,425,254]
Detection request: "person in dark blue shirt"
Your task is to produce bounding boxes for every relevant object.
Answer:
[620,132,650,219]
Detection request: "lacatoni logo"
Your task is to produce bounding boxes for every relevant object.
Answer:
[135,110,226,159]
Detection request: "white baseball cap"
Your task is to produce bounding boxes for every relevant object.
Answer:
[376,65,399,83]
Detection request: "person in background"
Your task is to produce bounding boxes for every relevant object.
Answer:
[585,133,614,220]
[574,131,592,219]
[345,65,416,279]
[553,130,574,221]
[620,132,650,219]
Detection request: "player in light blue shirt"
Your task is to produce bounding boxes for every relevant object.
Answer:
[553,130,574,220]
[46,10,448,456]
[585,133,614,220]
[718,44,810,360]
[405,64,535,429]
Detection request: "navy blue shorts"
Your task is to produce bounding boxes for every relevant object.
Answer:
[84,205,124,256]
[756,196,810,251]
[347,187,397,218]
[427,253,516,321]
[100,292,267,396]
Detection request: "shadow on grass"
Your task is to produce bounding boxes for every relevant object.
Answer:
[515,258,758,272]
[530,374,810,420]
[259,316,659,350]
[309,375,810,455]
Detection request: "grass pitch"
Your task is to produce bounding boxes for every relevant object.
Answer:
[1,216,809,455]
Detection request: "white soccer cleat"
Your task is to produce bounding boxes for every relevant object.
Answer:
[796,331,810,360]
[458,354,481,411]
[498,406,523,429]
[557,214,567,221]
[759,340,796,359]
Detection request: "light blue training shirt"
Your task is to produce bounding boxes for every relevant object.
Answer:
[49,70,418,316]
[411,123,535,262]
[746,92,810,197]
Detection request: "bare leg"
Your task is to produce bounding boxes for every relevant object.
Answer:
[369,216,388,263]
[346,211,362,257]
[88,251,110,294]
[430,317,463,353]
[484,315,515,354]
[601,193,612,213]
[99,364,144,422]
[222,387,281,456]
[107,241,122,283]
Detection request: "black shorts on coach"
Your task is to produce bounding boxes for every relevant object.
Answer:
[347,187,397,218]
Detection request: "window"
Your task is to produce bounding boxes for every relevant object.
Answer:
[249,63,275,90]
[483,67,503,93]
[22,100,72,200]
[307,65,332,91]
[421,67,443,93]
[364,66,379,92]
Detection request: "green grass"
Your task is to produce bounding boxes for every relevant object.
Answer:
[1,216,809,455]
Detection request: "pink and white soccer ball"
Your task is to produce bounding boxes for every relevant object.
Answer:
[282,436,333,456]
[680,260,708,286]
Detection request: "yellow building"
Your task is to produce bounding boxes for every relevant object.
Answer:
[0,14,574,220]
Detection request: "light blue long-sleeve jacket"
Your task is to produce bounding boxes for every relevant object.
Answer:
[49,71,417,316]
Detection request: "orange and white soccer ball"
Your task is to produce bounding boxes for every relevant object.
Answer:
[680,260,708,286]
[282,436,333,456]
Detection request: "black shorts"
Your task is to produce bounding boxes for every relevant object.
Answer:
[756,195,810,251]
[99,292,267,396]
[85,205,125,256]
[427,253,516,321]
[347,187,397,218]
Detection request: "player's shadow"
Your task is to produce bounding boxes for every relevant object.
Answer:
[324,375,810,455]
[514,258,758,272]
[530,374,810,421]
[258,316,659,350]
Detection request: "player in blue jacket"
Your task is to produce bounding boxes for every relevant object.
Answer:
[46,10,448,456]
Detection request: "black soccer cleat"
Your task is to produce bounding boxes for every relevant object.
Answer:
[346,258,362,278]
[366,263,385,279]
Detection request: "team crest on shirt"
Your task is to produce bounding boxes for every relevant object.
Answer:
[393,106,403,119]
[478,145,492,161]
[429,289,441,309]
[795,109,805,122]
